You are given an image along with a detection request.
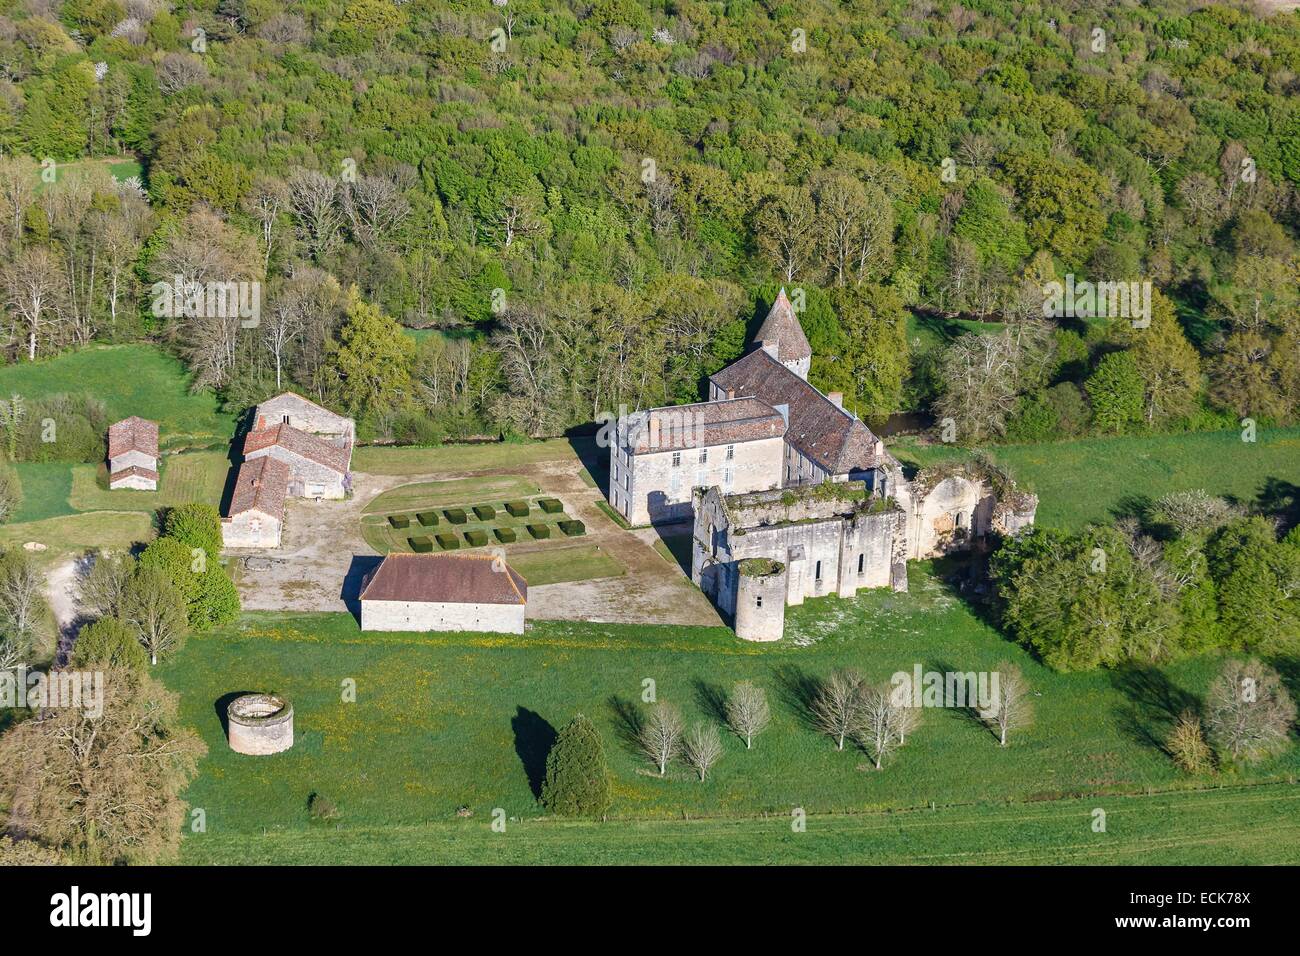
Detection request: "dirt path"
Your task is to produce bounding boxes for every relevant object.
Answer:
[45,556,87,664]
[228,451,722,628]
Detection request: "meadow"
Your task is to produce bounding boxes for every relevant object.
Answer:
[159,563,1299,862]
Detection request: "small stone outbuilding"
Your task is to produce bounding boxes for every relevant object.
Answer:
[107,416,159,490]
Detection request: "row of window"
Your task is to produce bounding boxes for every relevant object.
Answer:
[753,554,870,607]
[671,444,735,467]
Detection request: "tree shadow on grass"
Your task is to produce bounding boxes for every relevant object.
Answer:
[691,677,728,725]
[510,706,557,800]
[771,663,823,733]
[1109,665,1199,755]
[607,694,644,755]
[929,657,998,742]
[1256,477,1300,534]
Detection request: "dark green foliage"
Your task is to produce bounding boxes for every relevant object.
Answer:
[389,515,410,529]
[409,536,433,553]
[540,714,612,817]
[558,520,585,537]
[70,617,147,672]
[472,504,495,521]
[538,499,563,514]
[435,533,459,550]
[505,501,529,518]
[494,527,516,543]
[1086,352,1145,434]
[444,508,467,525]
[415,511,439,527]
[527,524,550,539]
[464,529,489,547]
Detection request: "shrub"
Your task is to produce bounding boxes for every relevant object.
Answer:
[464,529,489,547]
[444,508,467,524]
[538,498,563,514]
[70,617,148,672]
[388,514,410,529]
[558,519,586,537]
[164,504,223,563]
[435,533,459,550]
[1167,711,1214,775]
[527,524,550,539]
[307,792,340,823]
[494,527,516,543]
[541,714,612,817]
[505,501,529,517]
[409,535,433,553]
[415,511,439,527]
[473,504,496,521]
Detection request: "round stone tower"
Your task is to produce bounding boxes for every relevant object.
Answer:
[227,693,294,755]
[734,558,787,642]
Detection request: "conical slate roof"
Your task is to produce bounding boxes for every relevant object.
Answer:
[754,288,811,363]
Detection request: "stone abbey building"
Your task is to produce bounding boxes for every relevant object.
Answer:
[609,290,1039,640]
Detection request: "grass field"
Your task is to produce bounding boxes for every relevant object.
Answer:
[352,440,581,476]
[12,462,77,522]
[68,452,229,513]
[159,563,1299,863]
[896,426,1300,530]
[180,783,1300,864]
[507,544,624,585]
[0,511,154,565]
[0,345,233,451]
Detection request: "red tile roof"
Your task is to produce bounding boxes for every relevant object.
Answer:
[225,456,289,519]
[754,288,811,363]
[360,553,528,606]
[627,398,785,455]
[711,349,883,475]
[243,422,350,475]
[109,465,159,483]
[107,417,159,460]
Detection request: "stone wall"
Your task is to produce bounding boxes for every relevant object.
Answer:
[109,471,156,490]
[222,511,282,549]
[109,449,156,472]
[227,694,294,755]
[734,561,787,641]
[615,434,783,526]
[256,394,355,440]
[360,598,525,634]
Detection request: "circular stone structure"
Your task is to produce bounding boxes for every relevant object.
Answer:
[226,694,294,755]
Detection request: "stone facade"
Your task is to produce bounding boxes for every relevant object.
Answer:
[360,598,526,634]
[244,441,348,499]
[733,559,787,642]
[222,508,283,549]
[226,694,294,755]
[107,417,159,491]
[254,392,355,442]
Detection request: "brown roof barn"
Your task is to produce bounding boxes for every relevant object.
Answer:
[243,422,350,475]
[361,552,527,604]
[108,416,159,460]
[227,456,290,519]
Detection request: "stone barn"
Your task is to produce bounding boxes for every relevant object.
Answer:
[359,553,528,634]
[243,422,350,499]
[253,392,355,443]
[107,417,159,490]
[221,456,289,549]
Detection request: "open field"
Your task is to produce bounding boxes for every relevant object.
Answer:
[159,563,1299,862]
[68,452,229,513]
[352,439,584,476]
[180,783,1300,865]
[0,345,233,450]
[507,544,624,585]
[896,426,1300,530]
[0,511,153,566]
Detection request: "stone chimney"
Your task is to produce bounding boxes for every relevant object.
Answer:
[827,391,843,408]
[725,388,736,400]
[873,438,884,460]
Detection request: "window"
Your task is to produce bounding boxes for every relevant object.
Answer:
[723,469,733,490]
[282,414,290,424]
[956,512,965,528]
[756,595,763,608]
[858,553,864,575]
[670,474,681,496]
[726,444,735,461]
[815,560,823,582]
[695,470,706,488]
[671,451,681,467]
[699,448,708,464]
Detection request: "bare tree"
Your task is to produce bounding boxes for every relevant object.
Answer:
[0,154,36,250]
[263,294,304,391]
[1204,659,1296,764]
[0,551,48,653]
[856,683,904,770]
[493,193,542,250]
[985,661,1033,747]
[637,701,684,776]
[80,551,137,620]
[3,247,63,360]
[755,186,817,282]
[813,668,866,751]
[341,173,411,250]
[244,175,289,277]
[724,680,770,749]
[682,723,723,781]
[287,169,343,261]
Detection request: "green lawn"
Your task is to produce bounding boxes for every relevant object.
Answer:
[12,462,77,522]
[0,345,233,451]
[68,451,229,513]
[180,783,1300,865]
[0,511,154,566]
[508,543,623,585]
[353,440,581,476]
[158,563,1299,861]
[896,426,1300,530]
